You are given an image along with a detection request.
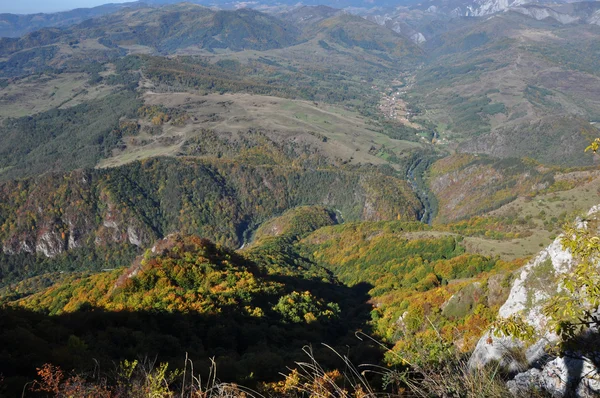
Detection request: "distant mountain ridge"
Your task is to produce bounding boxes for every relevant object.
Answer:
[0,2,140,38]
[510,1,600,24]
[409,0,599,17]
[3,0,600,44]
[78,4,301,52]
[0,4,303,77]
[356,0,600,47]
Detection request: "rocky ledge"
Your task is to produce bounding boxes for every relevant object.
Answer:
[469,205,600,397]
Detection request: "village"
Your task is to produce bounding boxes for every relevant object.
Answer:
[374,75,453,147]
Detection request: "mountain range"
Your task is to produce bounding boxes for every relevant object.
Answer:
[1,0,599,396]
[3,0,600,38]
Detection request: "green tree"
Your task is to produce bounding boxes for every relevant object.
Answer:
[543,223,600,343]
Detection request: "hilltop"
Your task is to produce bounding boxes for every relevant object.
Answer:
[0,233,371,392]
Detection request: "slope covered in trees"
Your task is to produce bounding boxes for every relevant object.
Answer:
[296,221,524,361]
[0,233,377,395]
[0,157,422,286]
[0,211,529,395]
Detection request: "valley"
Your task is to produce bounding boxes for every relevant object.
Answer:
[0,1,599,396]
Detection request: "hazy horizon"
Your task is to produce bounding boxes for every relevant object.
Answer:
[1,0,131,14]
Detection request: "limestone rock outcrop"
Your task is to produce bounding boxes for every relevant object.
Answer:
[470,205,600,397]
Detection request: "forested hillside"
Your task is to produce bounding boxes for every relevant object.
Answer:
[0,212,525,395]
[0,157,422,288]
[0,234,375,392]
[1,1,599,396]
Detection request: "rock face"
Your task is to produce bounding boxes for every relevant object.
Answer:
[507,357,600,398]
[511,5,579,24]
[0,170,153,258]
[590,9,600,25]
[35,230,66,258]
[365,14,428,45]
[413,0,600,22]
[465,0,528,17]
[511,2,600,25]
[411,0,529,18]
[469,205,600,397]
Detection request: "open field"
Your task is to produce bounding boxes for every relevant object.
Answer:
[467,171,600,259]
[405,167,600,261]
[400,229,550,261]
[0,73,116,120]
[97,91,424,168]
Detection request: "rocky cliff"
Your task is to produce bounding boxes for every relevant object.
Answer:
[469,205,600,397]
[0,169,152,259]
